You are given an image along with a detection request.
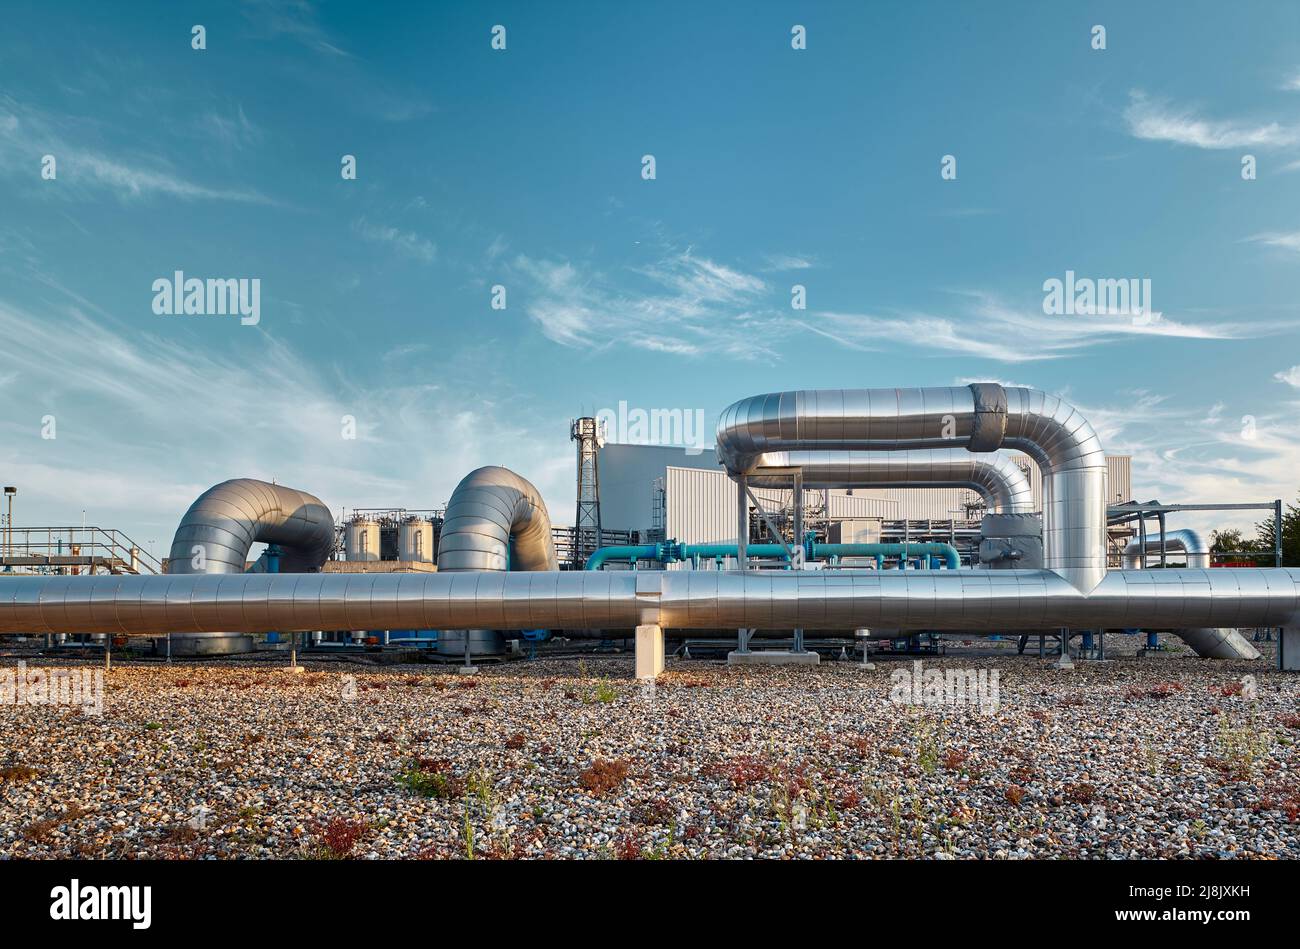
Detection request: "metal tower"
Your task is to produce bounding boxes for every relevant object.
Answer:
[570,417,603,566]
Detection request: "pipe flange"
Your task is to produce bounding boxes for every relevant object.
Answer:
[967,383,1007,452]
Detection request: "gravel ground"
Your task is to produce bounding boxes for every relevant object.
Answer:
[1,638,1297,860]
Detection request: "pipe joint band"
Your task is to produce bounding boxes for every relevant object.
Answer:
[967,383,1007,452]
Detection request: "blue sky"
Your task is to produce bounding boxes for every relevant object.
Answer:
[2,0,1300,554]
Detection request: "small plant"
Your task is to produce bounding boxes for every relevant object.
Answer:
[504,732,527,750]
[461,800,476,860]
[1005,785,1025,806]
[579,758,630,796]
[635,797,675,825]
[310,817,369,859]
[1279,713,1300,730]
[1064,782,1096,805]
[396,758,465,799]
[1210,710,1273,780]
[0,764,39,783]
[22,818,58,842]
[1210,681,1244,698]
[1139,741,1163,776]
[702,754,771,788]
[942,749,968,773]
[913,717,942,775]
[593,680,617,704]
[1190,818,1208,839]
[615,832,642,860]
[1122,681,1184,701]
[144,722,163,731]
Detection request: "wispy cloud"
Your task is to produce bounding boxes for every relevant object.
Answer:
[241,0,351,58]
[1246,231,1300,254]
[1123,90,1299,149]
[0,288,575,543]
[353,218,437,263]
[512,249,778,359]
[1276,365,1300,387]
[761,253,817,272]
[796,293,1270,364]
[0,95,271,203]
[1067,388,1300,535]
[196,105,262,152]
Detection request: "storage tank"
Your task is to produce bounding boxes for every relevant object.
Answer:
[344,517,381,562]
[398,516,434,562]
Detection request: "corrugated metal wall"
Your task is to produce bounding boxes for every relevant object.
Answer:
[665,466,898,545]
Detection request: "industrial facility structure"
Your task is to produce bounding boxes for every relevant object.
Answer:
[1,384,1297,673]
[596,441,1133,567]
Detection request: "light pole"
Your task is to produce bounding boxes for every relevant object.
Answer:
[3,486,16,560]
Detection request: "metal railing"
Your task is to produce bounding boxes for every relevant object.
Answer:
[0,526,163,575]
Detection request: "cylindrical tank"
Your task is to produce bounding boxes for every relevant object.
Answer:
[398,517,434,562]
[345,518,380,562]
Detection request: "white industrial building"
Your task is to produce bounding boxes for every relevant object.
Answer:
[597,442,1132,546]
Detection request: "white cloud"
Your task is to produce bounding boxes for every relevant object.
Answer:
[1275,365,1300,387]
[0,291,575,547]
[196,105,262,152]
[796,293,1272,364]
[512,249,779,360]
[1246,231,1300,253]
[761,253,816,271]
[241,0,352,58]
[353,218,437,263]
[1123,90,1298,149]
[0,95,271,203]
[1067,389,1300,537]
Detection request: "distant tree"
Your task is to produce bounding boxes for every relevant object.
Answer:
[1209,528,1259,555]
[1254,492,1300,566]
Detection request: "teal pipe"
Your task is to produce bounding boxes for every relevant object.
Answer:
[583,544,672,571]
[585,539,961,570]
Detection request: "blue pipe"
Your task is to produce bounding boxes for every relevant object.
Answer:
[584,539,961,570]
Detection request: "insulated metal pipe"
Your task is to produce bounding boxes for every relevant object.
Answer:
[1118,527,1257,658]
[716,385,1106,590]
[436,466,557,573]
[1122,528,1209,569]
[164,478,334,653]
[746,449,1034,514]
[3,568,1299,635]
[167,479,334,574]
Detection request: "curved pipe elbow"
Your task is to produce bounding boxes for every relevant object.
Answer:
[167,478,334,575]
[1123,528,1210,569]
[436,466,558,573]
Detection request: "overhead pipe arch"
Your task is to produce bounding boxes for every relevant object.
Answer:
[716,384,1106,591]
